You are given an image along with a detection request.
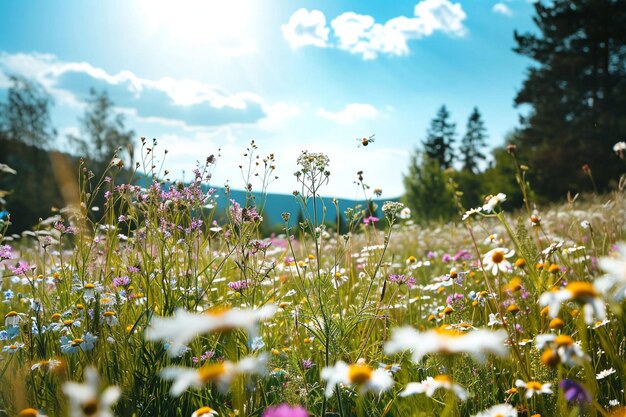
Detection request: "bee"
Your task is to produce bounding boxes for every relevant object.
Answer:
[358,134,376,147]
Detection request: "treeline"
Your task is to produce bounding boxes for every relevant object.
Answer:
[404,0,626,222]
[0,76,135,232]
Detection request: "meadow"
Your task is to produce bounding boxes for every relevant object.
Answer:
[1,140,626,417]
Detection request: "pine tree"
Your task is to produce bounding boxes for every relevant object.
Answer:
[460,107,487,174]
[513,0,626,198]
[423,105,457,169]
[402,149,457,223]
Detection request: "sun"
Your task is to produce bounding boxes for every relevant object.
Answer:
[137,0,257,54]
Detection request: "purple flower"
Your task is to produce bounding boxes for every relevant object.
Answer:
[0,245,14,260]
[441,254,452,263]
[302,359,313,370]
[8,261,31,275]
[560,379,592,404]
[263,404,308,417]
[363,215,379,225]
[453,250,471,261]
[112,276,131,287]
[228,280,251,292]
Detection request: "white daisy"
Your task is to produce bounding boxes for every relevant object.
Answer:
[514,379,552,398]
[191,406,218,417]
[538,281,605,324]
[400,375,469,400]
[385,326,508,363]
[160,354,268,396]
[597,368,616,380]
[145,304,277,357]
[482,248,515,275]
[320,360,393,398]
[62,367,120,417]
[472,404,517,417]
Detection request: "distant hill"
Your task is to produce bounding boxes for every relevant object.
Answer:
[0,140,396,234]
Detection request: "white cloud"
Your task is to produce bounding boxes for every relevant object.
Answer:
[284,0,468,60]
[492,3,513,17]
[317,103,378,124]
[281,9,330,49]
[0,52,297,130]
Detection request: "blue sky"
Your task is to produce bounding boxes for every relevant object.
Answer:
[0,0,537,198]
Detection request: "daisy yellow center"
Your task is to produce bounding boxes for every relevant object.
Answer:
[194,407,215,415]
[491,251,505,264]
[434,374,453,384]
[84,283,95,289]
[348,364,373,384]
[18,408,39,417]
[71,338,83,346]
[51,313,61,321]
[8,344,17,349]
[100,297,111,304]
[495,414,504,417]
[335,272,342,278]
[554,335,574,346]
[198,363,226,382]
[5,311,17,317]
[103,311,116,317]
[64,320,74,326]
[526,381,543,391]
[566,282,597,298]
[81,399,99,416]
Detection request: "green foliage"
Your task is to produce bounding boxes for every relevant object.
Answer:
[460,107,487,174]
[67,88,134,167]
[423,105,457,170]
[402,150,457,223]
[0,74,56,149]
[513,0,626,199]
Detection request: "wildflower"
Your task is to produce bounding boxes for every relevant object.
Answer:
[482,248,515,275]
[2,342,24,353]
[302,359,313,370]
[4,310,23,326]
[250,336,265,351]
[472,404,517,417]
[262,404,308,417]
[400,375,469,400]
[382,201,404,218]
[31,358,63,372]
[462,207,482,221]
[17,409,47,417]
[597,368,616,380]
[613,141,626,158]
[191,407,219,417]
[160,354,268,396]
[145,304,277,357]
[0,245,14,260]
[101,312,119,326]
[227,280,251,292]
[385,326,508,363]
[514,379,552,398]
[321,360,393,398]
[597,243,626,300]
[535,334,588,367]
[60,333,97,354]
[363,215,379,225]
[482,193,506,213]
[378,362,401,374]
[560,379,592,404]
[8,260,31,275]
[538,281,605,324]
[398,207,412,219]
[62,366,120,417]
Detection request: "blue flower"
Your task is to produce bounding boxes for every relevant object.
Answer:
[3,289,14,300]
[250,336,265,351]
[0,211,10,221]
[60,332,97,354]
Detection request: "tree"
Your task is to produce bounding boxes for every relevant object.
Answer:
[68,89,134,165]
[402,149,457,223]
[0,75,56,150]
[460,107,487,174]
[423,105,457,169]
[513,0,626,199]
